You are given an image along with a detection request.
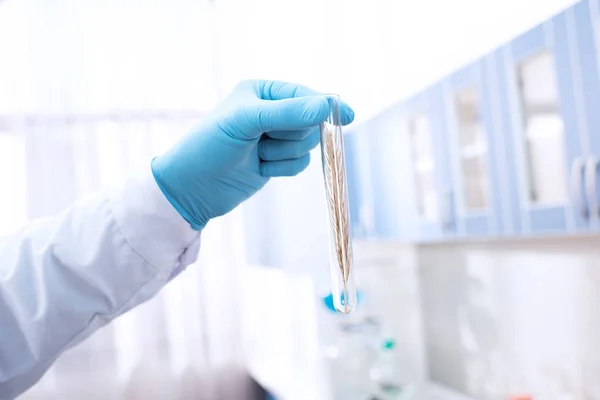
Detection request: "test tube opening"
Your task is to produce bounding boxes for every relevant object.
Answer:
[324,94,342,126]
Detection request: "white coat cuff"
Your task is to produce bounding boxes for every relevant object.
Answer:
[107,166,201,272]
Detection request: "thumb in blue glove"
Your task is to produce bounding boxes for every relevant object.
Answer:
[151,80,355,230]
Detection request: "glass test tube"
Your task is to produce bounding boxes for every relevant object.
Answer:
[319,94,357,314]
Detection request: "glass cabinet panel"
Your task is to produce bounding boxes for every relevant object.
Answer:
[516,50,568,206]
[409,112,438,222]
[453,86,490,211]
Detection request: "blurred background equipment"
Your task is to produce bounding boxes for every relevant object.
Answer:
[1,0,598,399]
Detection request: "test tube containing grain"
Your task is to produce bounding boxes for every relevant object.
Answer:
[319,94,357,315]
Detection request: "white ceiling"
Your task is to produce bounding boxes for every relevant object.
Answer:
[213,0,580,123]
[0,0,581,121]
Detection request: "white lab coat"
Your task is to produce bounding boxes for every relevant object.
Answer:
[0,166,201,399]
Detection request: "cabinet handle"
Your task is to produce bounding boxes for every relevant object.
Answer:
[571,157,587,219]
[585,156,599,219]
[441,189,453,230]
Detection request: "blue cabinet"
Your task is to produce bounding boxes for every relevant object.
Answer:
[495,14,586,235]
[442,59,506,237]
[368,107,415,240]
[400,85,456,241]
[574,0,600,230]
[491,2,600,236]
[345,123,382,240]
[346,112,406,241]
[343,130,368,239]
[345,104,433,242]
[352,0,600,242]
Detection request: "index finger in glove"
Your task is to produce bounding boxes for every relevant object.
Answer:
[255,98,354,135]
[253,80,355,126]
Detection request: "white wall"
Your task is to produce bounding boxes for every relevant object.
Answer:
[212,0,579,123]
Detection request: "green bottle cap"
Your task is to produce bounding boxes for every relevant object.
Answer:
[382,338,395,350]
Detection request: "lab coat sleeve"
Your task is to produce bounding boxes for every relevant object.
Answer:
[0,166,201,399]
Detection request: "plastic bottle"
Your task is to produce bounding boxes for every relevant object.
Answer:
[369,338,412,400]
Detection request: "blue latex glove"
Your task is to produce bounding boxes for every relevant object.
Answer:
[151,80,355,230]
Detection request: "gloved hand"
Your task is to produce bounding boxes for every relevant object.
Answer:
[151,80,355,230]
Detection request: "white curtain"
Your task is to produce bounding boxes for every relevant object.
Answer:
[0,1,259,399]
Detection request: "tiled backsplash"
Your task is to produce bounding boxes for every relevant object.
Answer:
[420,236,600,400]
[302,236,600,399]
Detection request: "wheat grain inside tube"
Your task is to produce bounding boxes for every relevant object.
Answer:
[319,94,357,315]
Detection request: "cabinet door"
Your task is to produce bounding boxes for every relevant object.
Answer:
[404,86,456,241]
[368,108,411,240]
[574,0,600,229]
[498,18,584,235]
[343,130,369,239]
[443,60,505,236]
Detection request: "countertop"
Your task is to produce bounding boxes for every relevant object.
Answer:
[242,265,475,400]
